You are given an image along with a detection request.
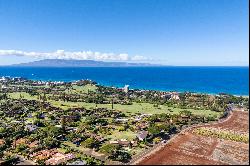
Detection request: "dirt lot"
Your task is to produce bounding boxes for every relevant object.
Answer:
[209,111,249,134]
[138,111,249,165]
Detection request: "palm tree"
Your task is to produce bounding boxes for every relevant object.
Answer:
[61,115,66,134]
[111,98,114,109]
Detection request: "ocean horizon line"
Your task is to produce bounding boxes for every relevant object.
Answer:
[0,65,249,68]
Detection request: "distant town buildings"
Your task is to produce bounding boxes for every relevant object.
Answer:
[171,92,180,100]
[0,76,11,82]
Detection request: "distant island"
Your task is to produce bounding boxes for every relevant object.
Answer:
[11,59,161,67]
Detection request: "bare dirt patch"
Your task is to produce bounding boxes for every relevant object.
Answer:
[209,111,249,134]
[138,111,249,165]
[212,140,249,165]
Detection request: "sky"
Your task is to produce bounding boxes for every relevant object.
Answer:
[0,0,249,66]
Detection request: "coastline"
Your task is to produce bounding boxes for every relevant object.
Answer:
[0,76,249,97]
[0,66,248,96]
[0,76,248,165]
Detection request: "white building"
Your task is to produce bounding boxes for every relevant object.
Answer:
[171,93,180,100]
[123,85,129,93]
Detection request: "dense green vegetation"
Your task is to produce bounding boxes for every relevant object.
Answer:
[8,91,221,118]
[0,77,248,165]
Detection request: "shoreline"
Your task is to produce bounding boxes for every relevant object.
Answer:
[1,76,249,97]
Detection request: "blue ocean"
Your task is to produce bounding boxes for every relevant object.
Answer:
[0,66,249,95]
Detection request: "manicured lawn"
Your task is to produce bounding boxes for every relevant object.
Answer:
[48,101,221,118]
[10,84,50,88]
[106,130,137,141]
[8,92,38,100]
[8,92,222,118]
[75,84,97,93]
[8,84,97,100]
[63,141,106,158]
[57,147,67,153]
[65,84,97,94]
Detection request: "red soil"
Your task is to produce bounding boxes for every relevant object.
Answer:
[138,111,249,165]
[209,111,249,133]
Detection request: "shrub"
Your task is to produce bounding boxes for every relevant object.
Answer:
[193,127,249,143]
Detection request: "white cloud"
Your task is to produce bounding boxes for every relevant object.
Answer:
[131,55,152,61]
[0,49,149,61]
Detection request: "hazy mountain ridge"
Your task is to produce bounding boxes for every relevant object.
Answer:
[11,59,161,67]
